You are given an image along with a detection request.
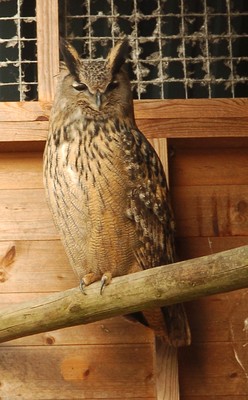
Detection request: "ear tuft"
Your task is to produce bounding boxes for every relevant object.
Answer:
[106,39,130,75]
[60,38,81,79]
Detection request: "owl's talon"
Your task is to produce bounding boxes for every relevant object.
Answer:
[100,272,112,295]
[79,279,87,295]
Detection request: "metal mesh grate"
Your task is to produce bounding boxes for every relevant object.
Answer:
[59,0,248,99]
[0,0,37,101]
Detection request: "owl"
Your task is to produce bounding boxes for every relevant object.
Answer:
[43,38,190,347]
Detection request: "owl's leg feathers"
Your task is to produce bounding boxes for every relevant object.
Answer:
[100,272,112,295]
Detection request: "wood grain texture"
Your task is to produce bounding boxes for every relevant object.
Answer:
[176,236,248,260]
[156,344,179,400]
[179,341,248,396]
[0,313,153,346]
[36,0,59,101]
[1,117,247,141]
[169,145,248,187]
[1,98,247,122]
[0,189,58,240]
[183,289,248,344]
[0,345,156,399]
[170,136,248,400]
[134,98,248,119]
[0,153,43,189]
[0,102,49,121]
[171,185,248,237]
[0,240,71,292]
[0,98,248,142]
[0,121,48,141]
[136,117,248,138]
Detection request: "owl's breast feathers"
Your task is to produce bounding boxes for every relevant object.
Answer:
[45,108,175,278]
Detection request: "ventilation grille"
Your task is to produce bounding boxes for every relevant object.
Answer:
[0,0,247,101]
[59,0,248,99]
[0,0,37,101]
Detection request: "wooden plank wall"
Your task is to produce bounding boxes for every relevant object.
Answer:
[168,137,248,399]
[0,99,247,400]
[1,0,247,395]
[0,148,156,399]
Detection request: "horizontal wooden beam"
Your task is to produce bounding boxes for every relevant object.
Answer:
[0,98,247,141]
[0,245,247,344]
[0,102,50,122]
[137,117,248,138]
[134,98,248,119]
[0,121,48,142]
[1,99,248,121]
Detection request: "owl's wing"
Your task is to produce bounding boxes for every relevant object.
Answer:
[124,128,191,347]
[125,128,176,270]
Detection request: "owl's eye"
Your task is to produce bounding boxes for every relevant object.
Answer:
[107,81,119,91]
[72,82,88,91]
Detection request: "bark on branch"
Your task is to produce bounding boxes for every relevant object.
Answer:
[0,245,248,343]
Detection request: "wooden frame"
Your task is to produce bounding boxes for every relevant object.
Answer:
[0,98,248,142]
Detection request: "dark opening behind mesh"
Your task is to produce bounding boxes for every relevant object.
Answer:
[0,0,247,101]
[59,0,248,99]
[0,0,37,101]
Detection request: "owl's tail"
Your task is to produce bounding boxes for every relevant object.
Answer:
[142,303,191,347]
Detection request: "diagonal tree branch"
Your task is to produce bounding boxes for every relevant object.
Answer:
[0,245,248,344]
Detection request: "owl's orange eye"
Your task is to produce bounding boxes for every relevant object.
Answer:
[72,82,88,91]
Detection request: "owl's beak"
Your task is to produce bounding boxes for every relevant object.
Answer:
[95,91,102,109]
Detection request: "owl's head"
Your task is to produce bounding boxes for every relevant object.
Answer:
[58,38,134,118]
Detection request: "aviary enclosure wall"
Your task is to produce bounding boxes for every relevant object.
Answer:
[0,0,247,399]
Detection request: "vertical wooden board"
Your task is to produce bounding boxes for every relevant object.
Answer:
[156,343,179,400]
[148,138,180,400]
[36,0,60,101]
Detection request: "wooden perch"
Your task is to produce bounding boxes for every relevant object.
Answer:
[1,245,248,344]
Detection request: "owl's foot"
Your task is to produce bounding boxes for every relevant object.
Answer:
[100,272,112,295]
[79,272,100,295]
[79,272,112,295]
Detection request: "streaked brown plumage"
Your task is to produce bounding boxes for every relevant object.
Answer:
[43,38,190,347]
